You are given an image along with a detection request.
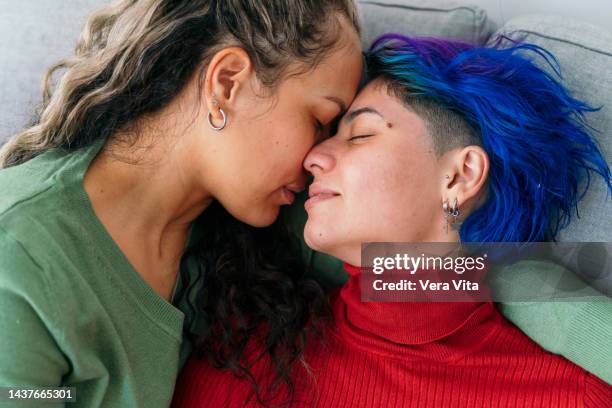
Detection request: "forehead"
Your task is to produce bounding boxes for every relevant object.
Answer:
[350,79,389,107]
[298,41,364,103]
[344,79,430,139]
[346,79,408,122]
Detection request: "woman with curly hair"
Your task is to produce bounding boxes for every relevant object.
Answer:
[0,1,362,406]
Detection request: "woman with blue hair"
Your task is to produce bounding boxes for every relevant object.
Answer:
[173,35,612,407]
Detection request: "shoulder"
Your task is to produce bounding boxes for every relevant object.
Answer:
[0,149,91,267]
[584,372,612,407]
[0,228,71,387]
[0,147,70,202]
[494,259,612,383]
[0,226,54,306]
[0,183,75,281]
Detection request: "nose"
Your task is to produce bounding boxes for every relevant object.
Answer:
[303,142,336,176]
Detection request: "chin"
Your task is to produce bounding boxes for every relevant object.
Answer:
[233,205,280,228]
[224,199,280,228]
[304,226,356,265]
[304,220,334,253]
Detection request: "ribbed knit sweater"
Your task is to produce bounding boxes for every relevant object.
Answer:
[172,264,612,407]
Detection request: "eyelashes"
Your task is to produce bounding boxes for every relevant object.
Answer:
[348,134,374,142]
[319,114,376,143]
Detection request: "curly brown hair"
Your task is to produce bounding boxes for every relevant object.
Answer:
[0,0,360,405]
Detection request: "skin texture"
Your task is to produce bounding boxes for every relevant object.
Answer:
[303,79,489,266]
[83,16,363,300]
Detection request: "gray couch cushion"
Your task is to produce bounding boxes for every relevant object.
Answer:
[358,0,495,48]
[0,0,108,142]
[489,15,612,243]
[0,0,494,142]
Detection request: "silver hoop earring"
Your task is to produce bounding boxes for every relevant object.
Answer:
[451,198,460,218]
[207,108,227,131]
[450,198,462,232]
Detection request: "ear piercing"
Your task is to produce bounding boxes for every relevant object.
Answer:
[208,90,226,131]
[207,109,227,131]
[443,197,460,234]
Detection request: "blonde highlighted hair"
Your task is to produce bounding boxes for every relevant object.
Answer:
[0,0,359,167]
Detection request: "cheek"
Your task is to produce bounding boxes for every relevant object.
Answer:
[239,122,314,189]
[344,153,439,238]
[263,106,316,163]
[345,154,412,214]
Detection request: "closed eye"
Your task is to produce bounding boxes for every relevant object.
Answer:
[348,134,374,142]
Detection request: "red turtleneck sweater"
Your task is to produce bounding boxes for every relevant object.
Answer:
[172,264,611,407]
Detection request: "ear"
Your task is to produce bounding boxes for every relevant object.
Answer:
[440,145,489,212]
[204,47,253,122]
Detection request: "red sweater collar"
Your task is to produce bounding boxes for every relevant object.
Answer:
[334,263,501,361]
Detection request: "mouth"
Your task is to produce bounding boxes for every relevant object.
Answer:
[305,184,341,210]
[279,183,306,205]
[280,187,296,205]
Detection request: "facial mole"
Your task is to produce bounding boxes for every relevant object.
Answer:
[386,122,393,128]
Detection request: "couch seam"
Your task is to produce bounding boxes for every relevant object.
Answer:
[360,1,484,43]
[360,1,478,16]
[500,29,612,58]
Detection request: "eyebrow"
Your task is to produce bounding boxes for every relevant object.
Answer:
[342,107,385,124]
[325,96,348,114]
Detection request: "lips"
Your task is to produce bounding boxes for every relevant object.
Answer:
[285,183,306,194]
[305,183,340,209]
[281,187,296,205]
[279,183,305,205]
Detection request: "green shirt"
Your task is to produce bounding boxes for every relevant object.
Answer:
[0,139,185,407]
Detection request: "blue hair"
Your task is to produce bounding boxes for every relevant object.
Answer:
[366,34,612,243]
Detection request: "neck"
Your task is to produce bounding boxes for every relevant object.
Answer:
[86,136,211,249]
[83,129,213,300]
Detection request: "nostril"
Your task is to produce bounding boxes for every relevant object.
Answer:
[304,149,334,175]
[309,163,321,172]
